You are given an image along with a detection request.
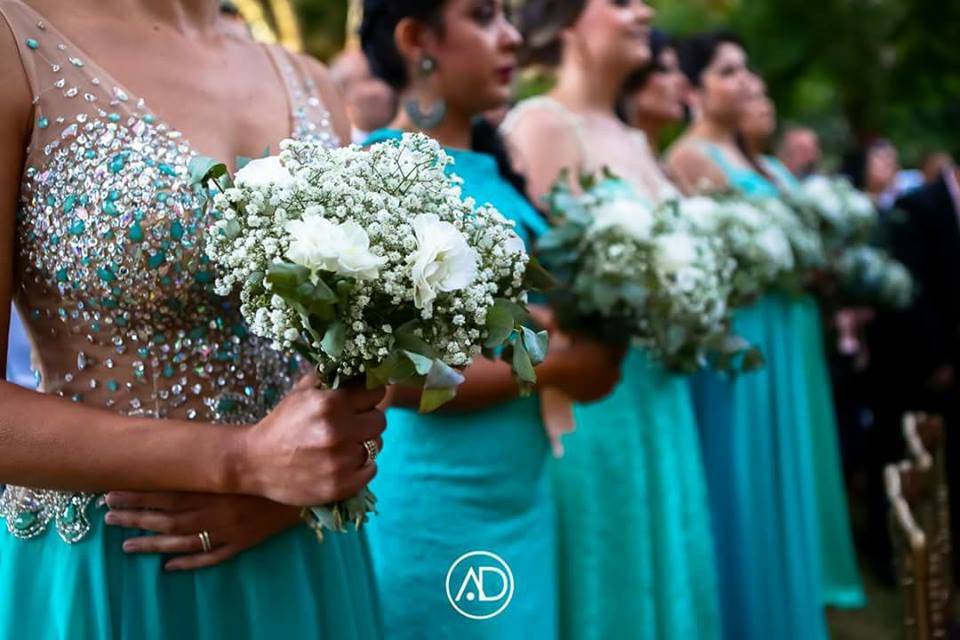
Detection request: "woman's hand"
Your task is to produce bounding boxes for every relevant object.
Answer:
[104,491,302,571]
[539,333,626,403]
[237,374,386,506]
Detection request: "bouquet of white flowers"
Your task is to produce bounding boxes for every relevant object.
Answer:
[192,132,551,537]
[538,174,756,373]
[793,175,876,249]
[664,196,803,305]
[834,245,914,309]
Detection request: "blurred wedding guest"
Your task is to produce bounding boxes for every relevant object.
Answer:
[5,307,33,388]
[740,74,866,611]
[506,3,723,638]
[618,28,688,149]
[777,125,821,179]
[666,30,834,640]
[845,139,900,209]
[893,157,960,577]
[330,48,397,142]
[920,150,955,185]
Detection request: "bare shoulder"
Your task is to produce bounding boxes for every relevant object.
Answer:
[664,137,729,196]
[0,14,32,141]
[294,52,352,147]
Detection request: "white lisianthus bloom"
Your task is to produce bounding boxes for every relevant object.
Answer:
[803,175,844,223]
[410,213,479,312]
[655,232,699,273]
[590,198,656,240]
[286,215,386,280]
[678,196,722,231]
[235,156,296,190]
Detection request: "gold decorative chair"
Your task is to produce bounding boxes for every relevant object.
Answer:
[887,412,952,639]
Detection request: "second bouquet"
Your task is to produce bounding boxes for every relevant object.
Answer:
[193,132,550,537]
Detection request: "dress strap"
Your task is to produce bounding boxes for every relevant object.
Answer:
[262,44,340,148]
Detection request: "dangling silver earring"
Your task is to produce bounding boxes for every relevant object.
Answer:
[404,55,447,130]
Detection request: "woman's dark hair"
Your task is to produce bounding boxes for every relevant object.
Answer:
[616,29,674,123]
[515,0,587,67]
[677,30,743,87]
[360,0,527,196]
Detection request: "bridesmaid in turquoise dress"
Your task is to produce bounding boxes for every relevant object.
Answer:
[505,3,722,638]
[667,31,840,639]
[359,2,623,638]
[742,78,866,608]
[0,2,386,638]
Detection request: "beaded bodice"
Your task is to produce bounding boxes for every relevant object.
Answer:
[0,0,340,542]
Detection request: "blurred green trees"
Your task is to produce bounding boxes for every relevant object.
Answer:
[294,0,960,162]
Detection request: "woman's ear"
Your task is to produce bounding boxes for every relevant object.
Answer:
[394,16,436,66]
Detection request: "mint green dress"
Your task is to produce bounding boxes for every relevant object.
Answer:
[362,130,557,640]
[0,2,383,638]
[552,179,721,640]
[764,155,866,608]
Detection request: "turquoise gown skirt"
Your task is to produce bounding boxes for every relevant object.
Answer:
[692,293,828,640]
[553,348,721,640]
[364,397,557,640]
[790,297,866,608]
[0,519,382,639]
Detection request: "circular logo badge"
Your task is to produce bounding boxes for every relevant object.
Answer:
[445,551,515,620]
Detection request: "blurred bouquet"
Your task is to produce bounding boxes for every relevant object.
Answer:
[793,175,876,249]
[537,173,756,374]
[834,245,913,309]
[193,132,550,536]
[665,195,810,305]
[788,175,912,308]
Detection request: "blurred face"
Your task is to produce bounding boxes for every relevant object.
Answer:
[334,52,397,133]
[866,143,899,194]
[781,130,821,177]
[566,0,655,75]
[739,75,776,144]
[626,47,688,126]
[693,42,752,127]
[420,0,522,116]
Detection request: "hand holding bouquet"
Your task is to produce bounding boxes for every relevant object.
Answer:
[192,132,550,537]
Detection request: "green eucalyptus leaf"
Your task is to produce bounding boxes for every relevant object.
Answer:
[523,257,557,292]
[402,350,435,376]
[419,387,458,413]
[485,302,516,348]
[188,156,228,187]
[320,321,346,358]
[394,322,439,359]
[521,327,549,365]
[512,341,537,384]
[266,262,311,294]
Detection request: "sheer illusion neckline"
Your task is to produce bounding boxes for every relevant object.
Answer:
[13,0,296,163]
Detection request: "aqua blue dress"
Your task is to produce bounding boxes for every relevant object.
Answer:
[362,129,557,640]
[764,155,867,608]
[551,179,721,640]
[0,3,383,637]
[690,145,845,640]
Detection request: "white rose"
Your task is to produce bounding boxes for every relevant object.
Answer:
[409,213,479,312]
[286,215,386,280]
[235,156,295,190]
[590,198,655,240]
[655,232,699,273]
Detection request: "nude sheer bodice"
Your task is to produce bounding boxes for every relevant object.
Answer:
[0,0,340,542]
[502,95,679,206]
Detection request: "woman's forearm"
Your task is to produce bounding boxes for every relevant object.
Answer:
[0,381,247,495]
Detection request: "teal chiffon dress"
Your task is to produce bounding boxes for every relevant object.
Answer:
[551,179,721,640]
[361,129,557,640]
[765,155,867,608]
[690,145,859,640]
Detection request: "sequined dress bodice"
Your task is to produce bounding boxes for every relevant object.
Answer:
[0,0,340,542]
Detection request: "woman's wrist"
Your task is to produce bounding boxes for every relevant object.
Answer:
[216,425,257,496]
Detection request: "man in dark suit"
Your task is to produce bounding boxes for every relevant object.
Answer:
[893,160,960,574]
